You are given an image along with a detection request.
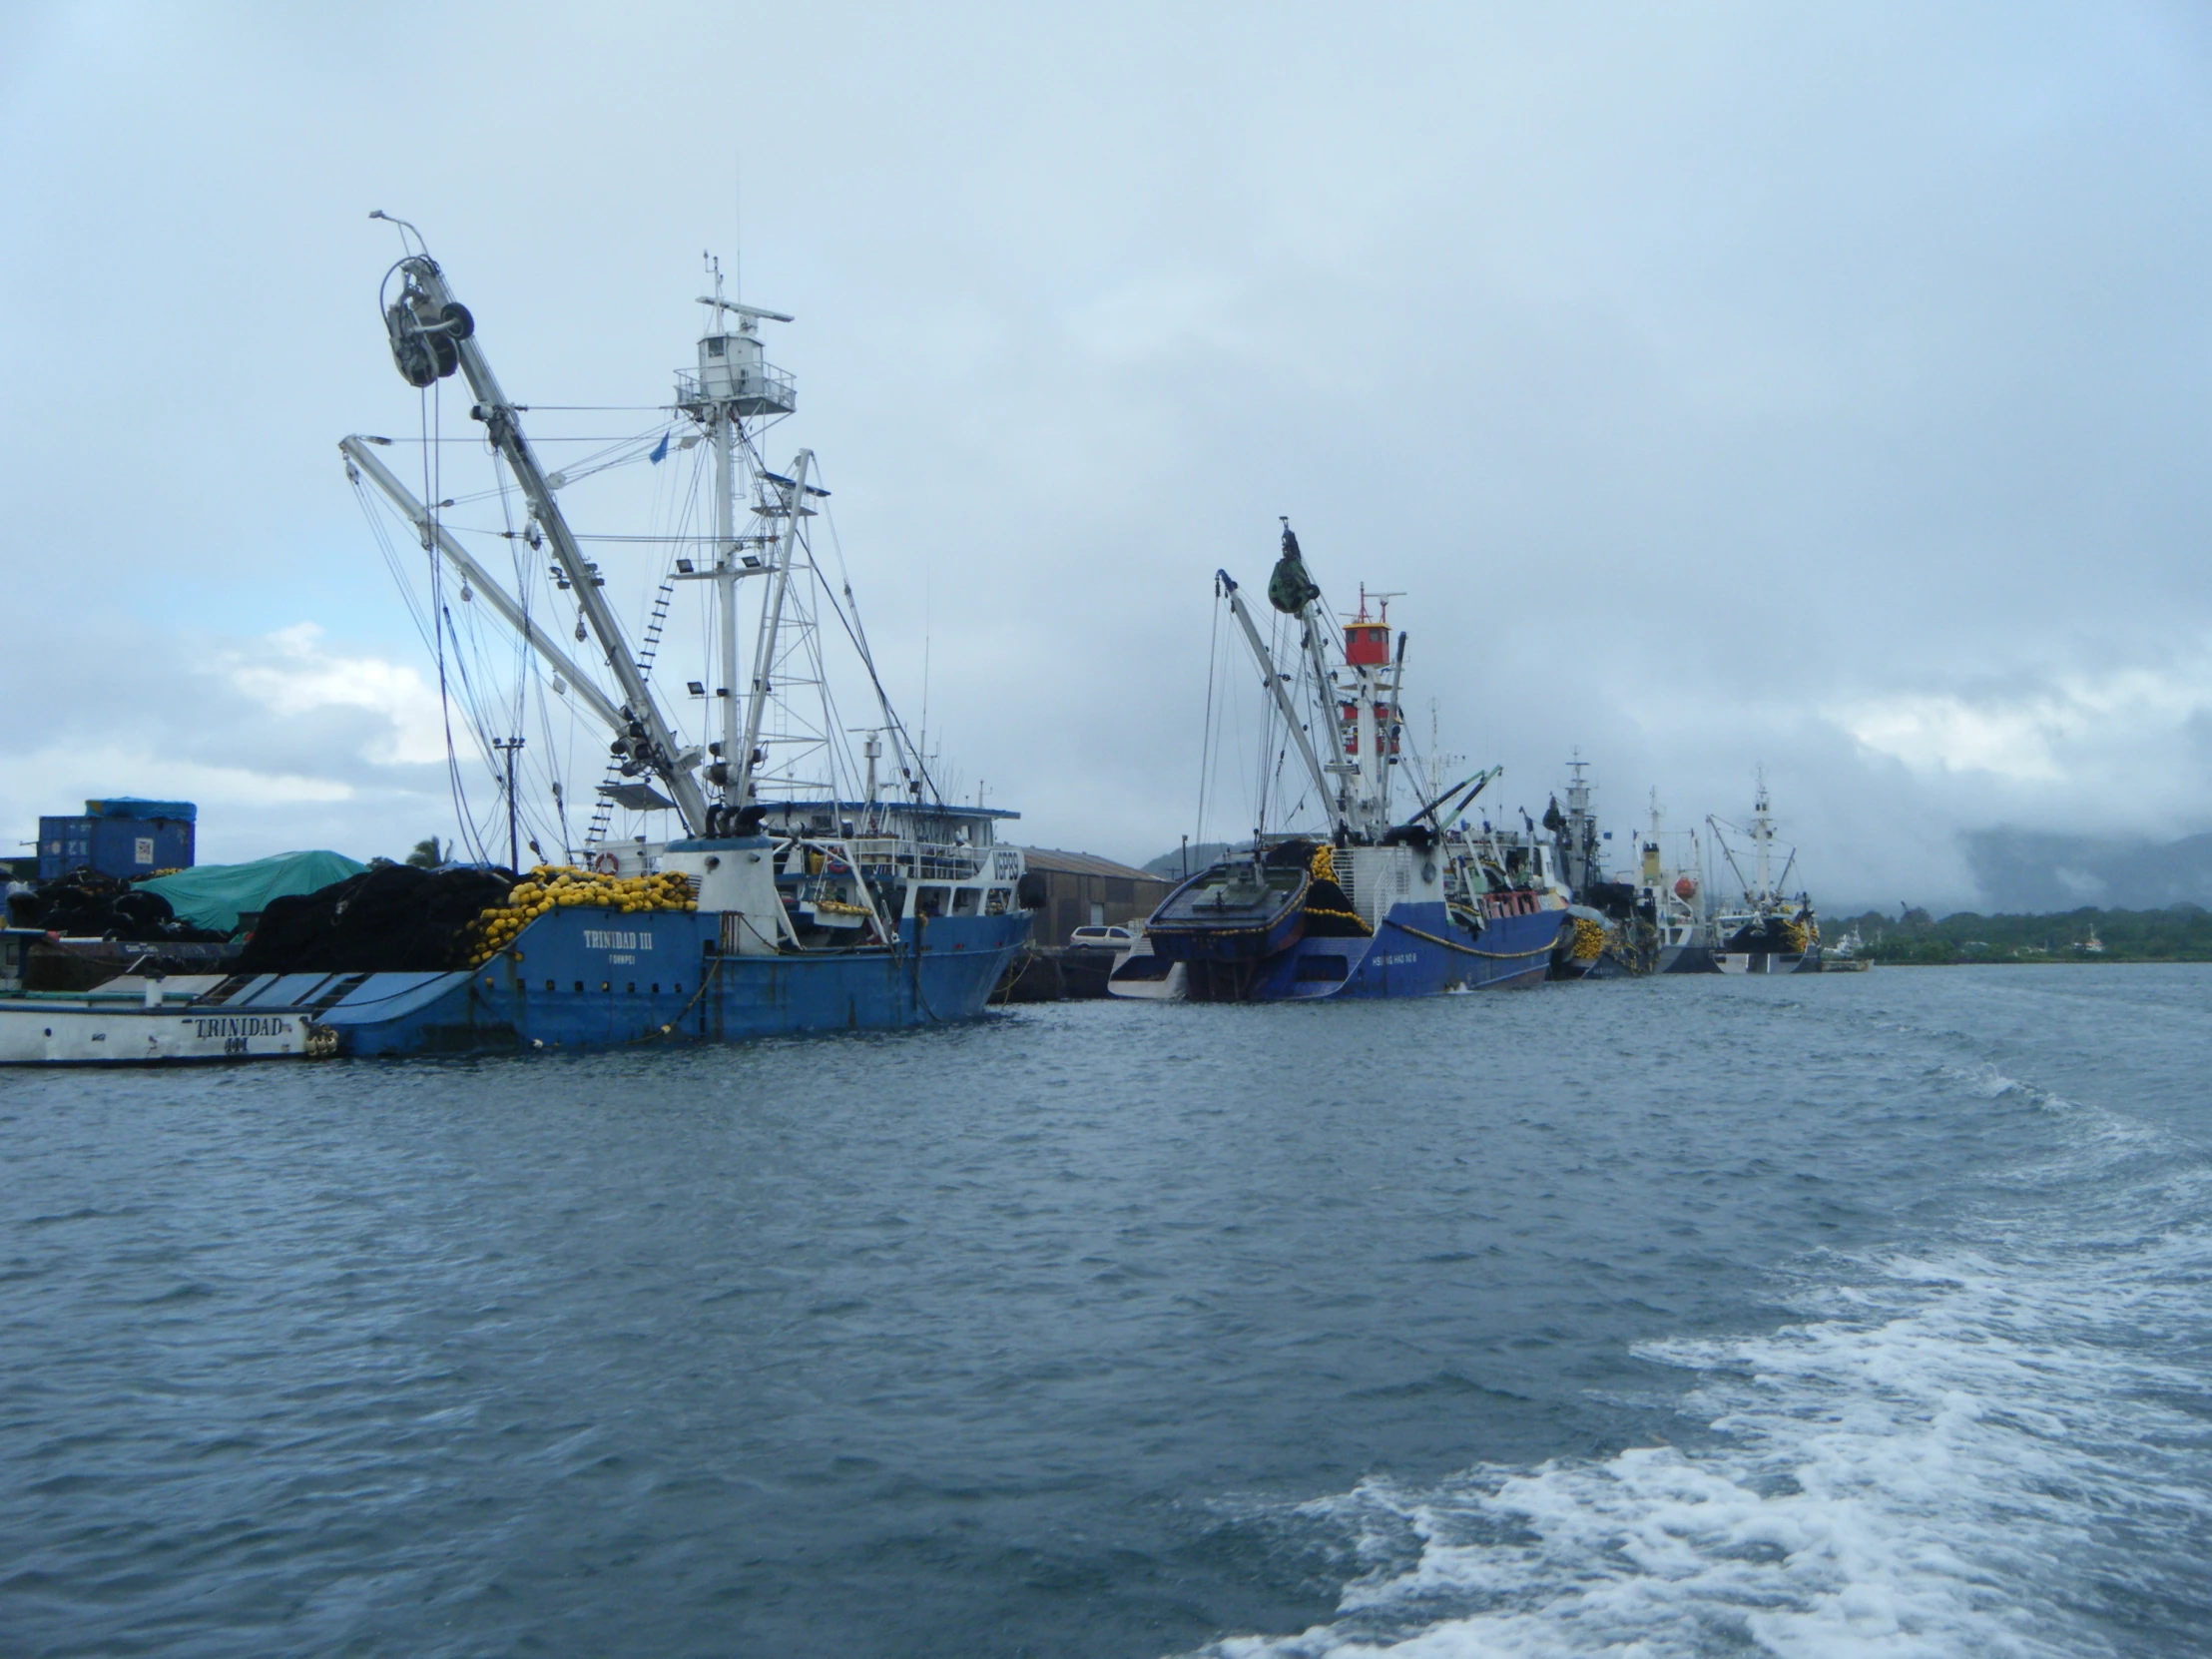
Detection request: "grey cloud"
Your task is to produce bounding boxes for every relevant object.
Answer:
[0,617,453,863]
[4,3,2209,911]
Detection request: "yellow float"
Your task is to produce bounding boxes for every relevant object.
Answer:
[463,862,700,968]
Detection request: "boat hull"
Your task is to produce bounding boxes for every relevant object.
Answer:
[1104,938,1189,999]
[1564,930,1719,977]
[0,908,1030,1063]
[1714,948,1815,975]
[1110,902,1564,1001]
[0,991,316,1065]
[329,907,1029,1054]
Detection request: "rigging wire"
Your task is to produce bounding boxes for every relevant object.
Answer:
[1201,590,1249,859]
[351,478,436,661]
[1194,578,1224,853]
[355,465,558,859]
[488,412,539,856]
[423,383,492,865]
[1252,610,1289,837]
[366,344,957,861]
[815,490,943,808]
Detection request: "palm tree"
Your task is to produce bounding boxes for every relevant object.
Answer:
[404,836,447,869]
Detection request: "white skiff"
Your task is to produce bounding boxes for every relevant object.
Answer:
[0,975,323,1065]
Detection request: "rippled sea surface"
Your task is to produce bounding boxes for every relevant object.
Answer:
[5,966,2211,1657]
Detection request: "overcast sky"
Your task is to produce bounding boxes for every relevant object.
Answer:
[4,2,2209,909]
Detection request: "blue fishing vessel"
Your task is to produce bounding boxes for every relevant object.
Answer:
[313,223,1030,1056]
[188,835,1027,1058]
[1112,527,1565,1002]
[0,809,1028,1064]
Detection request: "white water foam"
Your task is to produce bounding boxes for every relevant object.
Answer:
[1190,1081,2212,1658]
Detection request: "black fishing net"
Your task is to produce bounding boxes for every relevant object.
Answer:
[236,864,516,974]
[1268,525,1322,615]
[1722,913,1811,954]
[4,868,230,943]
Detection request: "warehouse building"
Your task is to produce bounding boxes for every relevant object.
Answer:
[1016,847,1175,947]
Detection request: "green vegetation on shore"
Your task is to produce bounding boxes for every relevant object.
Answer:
[1840,905,2212,964]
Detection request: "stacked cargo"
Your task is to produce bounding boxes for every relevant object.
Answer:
[36,799,196,881]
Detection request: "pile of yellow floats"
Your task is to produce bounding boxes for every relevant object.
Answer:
[464,864,699,968]
[1566,914,1607,962]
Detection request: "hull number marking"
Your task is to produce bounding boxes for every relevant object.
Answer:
[191,1016,294,1039]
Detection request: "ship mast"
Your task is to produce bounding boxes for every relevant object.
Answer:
[709,270,743,815]
[1278,530,1353,829]
[1704,770,1782,912]
[678,263,808,825]
[1217,570,1348,838]
[1751,768,1773,904]
[735,453,817,810]
[1563,755,1596,891]
[1339,584,1402,839]
[1214,524,1423,845]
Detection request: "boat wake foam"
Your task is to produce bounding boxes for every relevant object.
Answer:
[1187,1079,2212,1658]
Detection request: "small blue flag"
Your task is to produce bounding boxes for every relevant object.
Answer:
[649,430,670,464]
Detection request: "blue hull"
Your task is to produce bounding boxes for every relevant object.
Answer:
[202,907,1030,1057]
[1180,902,1565,1000]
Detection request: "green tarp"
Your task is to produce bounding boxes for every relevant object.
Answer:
[138,850,367,936]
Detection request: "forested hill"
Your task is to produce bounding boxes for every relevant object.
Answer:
[1841,906,2212,964]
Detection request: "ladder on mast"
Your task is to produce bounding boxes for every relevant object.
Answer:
[635,577,677,679]
[584,575,680,852]
[583,779,616,850]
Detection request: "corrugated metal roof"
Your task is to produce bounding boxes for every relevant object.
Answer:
[1018,846,1167,881]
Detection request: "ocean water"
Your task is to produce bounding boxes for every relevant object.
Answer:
[2,966,2208,1657]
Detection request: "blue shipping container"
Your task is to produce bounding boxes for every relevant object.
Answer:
[38,814,197,881]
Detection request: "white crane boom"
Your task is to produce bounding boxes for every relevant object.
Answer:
[1218,570,1349,837]
[385,253,709,834]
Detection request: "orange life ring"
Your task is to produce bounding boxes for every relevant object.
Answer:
[593,851,621,874]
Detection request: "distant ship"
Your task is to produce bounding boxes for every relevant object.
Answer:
[1707,777,1820,974]
[1822,925,1872,971]
[1110,526,1564,1001]
[1574,786,1717,975]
